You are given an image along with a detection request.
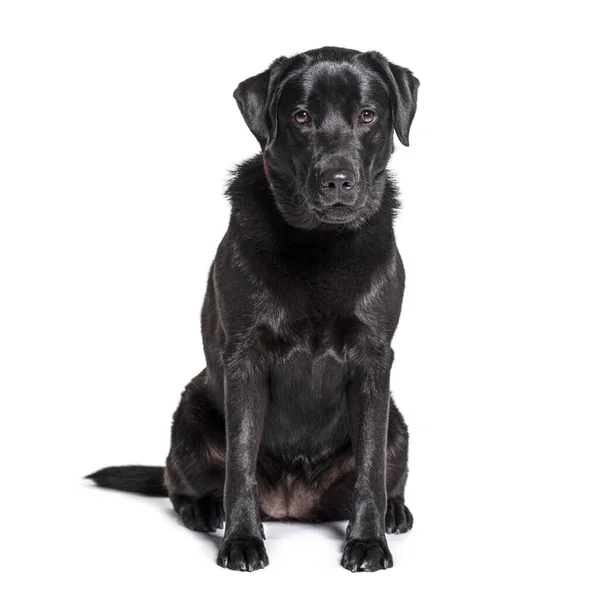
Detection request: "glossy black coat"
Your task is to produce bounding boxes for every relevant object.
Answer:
[87,46,419,573]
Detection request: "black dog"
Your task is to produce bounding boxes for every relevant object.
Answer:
[87,46,419,573]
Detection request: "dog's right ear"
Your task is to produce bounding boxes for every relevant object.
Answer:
[233,57,289,149]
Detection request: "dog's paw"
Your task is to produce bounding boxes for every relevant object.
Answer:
[178,496,224,533]
[217,537,269,572]
[385,498,413,534]
[341,537,393,572]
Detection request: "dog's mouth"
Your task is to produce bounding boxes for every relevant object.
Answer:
[313,205,361,224]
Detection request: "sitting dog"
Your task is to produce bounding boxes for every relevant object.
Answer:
[87,46,419,573]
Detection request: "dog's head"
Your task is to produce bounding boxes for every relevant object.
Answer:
[233,47,419,230]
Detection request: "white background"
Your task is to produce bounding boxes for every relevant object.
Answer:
[1,1,592,598]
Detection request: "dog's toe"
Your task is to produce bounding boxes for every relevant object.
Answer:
[385,498,413,534]
[217,538,269,571]
[178,495,224,533]
[341,537,393,572]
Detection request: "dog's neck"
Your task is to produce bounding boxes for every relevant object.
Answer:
[227,155,398,264]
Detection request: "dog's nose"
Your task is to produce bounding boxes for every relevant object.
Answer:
[320,169,357,194]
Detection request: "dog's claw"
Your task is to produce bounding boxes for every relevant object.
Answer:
[341,538,393,572]
[385,498,413,534]
[217,538,269,572]
[177,495,224,533]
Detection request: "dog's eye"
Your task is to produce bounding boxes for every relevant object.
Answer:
[360,110,376,124]
[294,110,311,125]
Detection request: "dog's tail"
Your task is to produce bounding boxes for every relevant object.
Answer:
[85,465,168,497]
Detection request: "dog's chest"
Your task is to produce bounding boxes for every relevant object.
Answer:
[261,318,355,455]
[255,283,390,456]
[260,314,368,411]
[258,309,371,365]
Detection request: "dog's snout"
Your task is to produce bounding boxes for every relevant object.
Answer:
[320,169,357,193]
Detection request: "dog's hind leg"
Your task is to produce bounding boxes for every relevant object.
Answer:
[165,370,226,532]
[170,493,224,533]
[306,399,413,534]
[315,400,413,534]
[385,400,414,535]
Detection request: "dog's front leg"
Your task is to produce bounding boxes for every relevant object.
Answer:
[342,356,394,572]
[216,357,269,572]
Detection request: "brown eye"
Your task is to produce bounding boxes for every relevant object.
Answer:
[294,110,310,125]
[360,110,376,124]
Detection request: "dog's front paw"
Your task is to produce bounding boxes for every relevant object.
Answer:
[217,537,269,572]
[341,537,393,572]
[385,498,413,534]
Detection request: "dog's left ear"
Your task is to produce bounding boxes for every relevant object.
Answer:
[366,52,420,147]
[233,57,289,149]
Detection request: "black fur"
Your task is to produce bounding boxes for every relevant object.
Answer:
[86,466,167,496]
[86,46,419,573]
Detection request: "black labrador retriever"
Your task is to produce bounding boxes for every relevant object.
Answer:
[87,46,419,573]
